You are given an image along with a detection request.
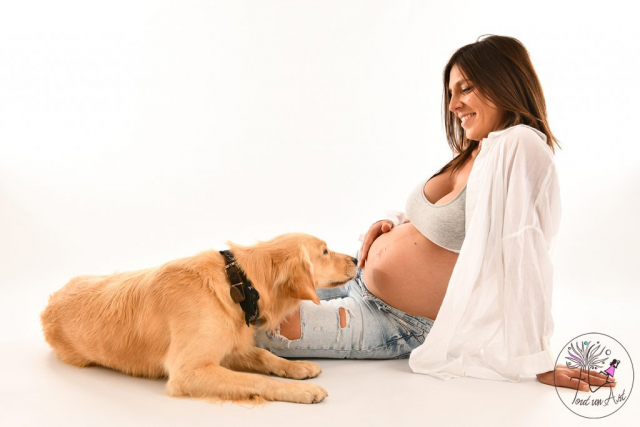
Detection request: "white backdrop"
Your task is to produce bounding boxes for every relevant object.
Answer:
[1,1,639,425]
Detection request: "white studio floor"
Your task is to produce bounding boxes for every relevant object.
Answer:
[1,285,638,427]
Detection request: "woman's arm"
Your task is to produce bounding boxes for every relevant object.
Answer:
[537,365,616,391]
[357,210,411,268]
[358,210,411,242]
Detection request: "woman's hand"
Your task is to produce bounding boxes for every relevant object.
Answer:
[358,220,394,269]
[536,364,616,391]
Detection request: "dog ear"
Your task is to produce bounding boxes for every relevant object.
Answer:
[284,245,320,305]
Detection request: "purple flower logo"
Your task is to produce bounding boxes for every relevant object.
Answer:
[555,333,633,418]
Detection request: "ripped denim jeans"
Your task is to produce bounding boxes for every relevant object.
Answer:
[254,253,435,359]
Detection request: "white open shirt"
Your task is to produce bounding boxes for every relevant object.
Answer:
[367,124,562,381]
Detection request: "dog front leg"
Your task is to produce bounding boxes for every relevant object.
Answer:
[166,362,327,404]
[223,347,322,380]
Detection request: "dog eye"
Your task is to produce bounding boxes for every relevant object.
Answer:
[323,248,328,255]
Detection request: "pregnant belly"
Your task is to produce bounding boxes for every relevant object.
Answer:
[361,223,459,320]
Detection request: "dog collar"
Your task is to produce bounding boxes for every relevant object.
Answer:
[219,250,260,327]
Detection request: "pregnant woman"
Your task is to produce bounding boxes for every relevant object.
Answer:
[255,35,614,392]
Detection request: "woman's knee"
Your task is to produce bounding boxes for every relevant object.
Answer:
[276,304,349,340]
[279,307,301,340]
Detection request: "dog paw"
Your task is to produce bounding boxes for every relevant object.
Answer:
[283,382,328,404]
[278,360,322,380]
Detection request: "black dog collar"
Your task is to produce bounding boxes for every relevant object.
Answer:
[219,250,260,326]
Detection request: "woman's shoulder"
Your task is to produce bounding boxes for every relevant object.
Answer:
[493,124,552,158]
[496,123,546,143]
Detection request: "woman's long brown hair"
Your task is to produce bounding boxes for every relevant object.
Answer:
[434,34,561,179]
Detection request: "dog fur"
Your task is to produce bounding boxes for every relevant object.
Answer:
[41,233,358,404]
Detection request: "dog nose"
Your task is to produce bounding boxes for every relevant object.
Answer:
[350,256,358,265]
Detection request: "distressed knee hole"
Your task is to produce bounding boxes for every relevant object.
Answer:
[278,306,302,340]
[339,307,348,328]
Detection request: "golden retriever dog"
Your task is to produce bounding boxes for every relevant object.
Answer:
[41,233,358,404]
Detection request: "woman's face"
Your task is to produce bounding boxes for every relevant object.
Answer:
[448,64,505,141]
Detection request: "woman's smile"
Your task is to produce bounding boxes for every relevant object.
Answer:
[460,112,476,127]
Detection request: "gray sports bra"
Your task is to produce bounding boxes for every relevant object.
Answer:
[405,176,466,253]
